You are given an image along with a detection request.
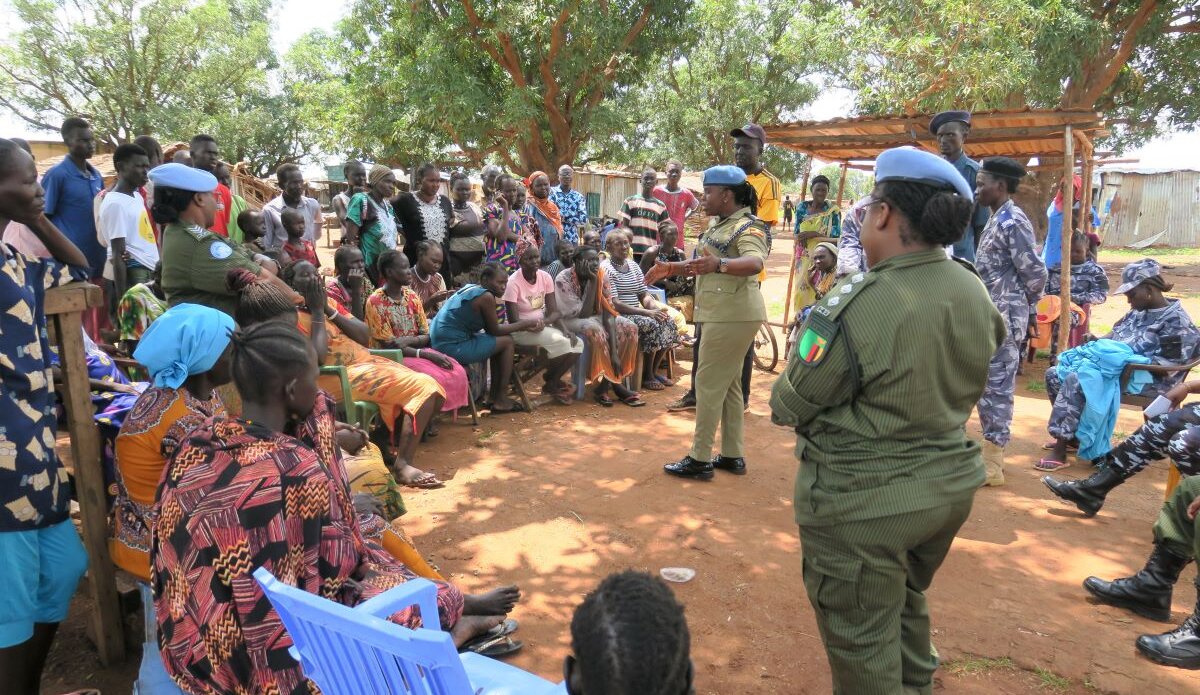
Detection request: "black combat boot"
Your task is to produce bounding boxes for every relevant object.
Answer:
[1083,544,1192,622]
[1042,464,1127,517]
[1136,580,1200,669]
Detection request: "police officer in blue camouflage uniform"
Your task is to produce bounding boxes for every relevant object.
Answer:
[972,157,1046,486]
[1041,259,1200,470]
[930,110,990,262]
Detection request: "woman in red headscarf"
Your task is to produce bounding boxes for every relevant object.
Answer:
[525,170,564,267]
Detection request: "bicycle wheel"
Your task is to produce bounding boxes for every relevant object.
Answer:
[752,322,779,372]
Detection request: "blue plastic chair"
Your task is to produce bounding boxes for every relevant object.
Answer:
[253,568,563,695]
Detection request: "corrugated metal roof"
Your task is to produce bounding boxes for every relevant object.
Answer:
[1098,170,1200,248]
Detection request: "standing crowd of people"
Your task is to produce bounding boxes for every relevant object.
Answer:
[4,102,1200,695]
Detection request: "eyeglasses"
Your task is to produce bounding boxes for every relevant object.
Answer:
[563,656,695,695]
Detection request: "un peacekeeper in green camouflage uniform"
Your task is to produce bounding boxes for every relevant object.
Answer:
[150,163,272,317]
[770,147,1005,694]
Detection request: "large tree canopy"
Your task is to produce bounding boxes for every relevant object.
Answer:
[0,0,313,176]
[328,0,693,174]
[626,0,830,182]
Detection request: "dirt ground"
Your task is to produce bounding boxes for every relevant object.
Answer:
[42,237,1200,694]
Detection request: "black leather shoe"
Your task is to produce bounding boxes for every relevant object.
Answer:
[664,456,714,480]
[710,455,747,475]
[1084,543,1192,622]
[1137,583,1200,669]
[1043,464,1126,517]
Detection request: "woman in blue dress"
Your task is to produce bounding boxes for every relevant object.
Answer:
[430,262,540,413]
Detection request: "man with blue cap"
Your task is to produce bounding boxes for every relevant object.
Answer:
[972,156,1046,486]
[153,163,293,316]
[652,164,769,480]
[771,146,1004,694]
[929,110,990,262]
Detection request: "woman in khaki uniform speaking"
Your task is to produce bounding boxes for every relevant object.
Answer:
[651,165,769,481]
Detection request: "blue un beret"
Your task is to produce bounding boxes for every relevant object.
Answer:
[875,147,974,202]
[147,162,218,193]
[703,165,747,187]
[928,110,971,135]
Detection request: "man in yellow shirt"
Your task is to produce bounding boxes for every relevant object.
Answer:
[731,123,781,228]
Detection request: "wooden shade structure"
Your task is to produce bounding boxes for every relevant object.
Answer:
[763,108,1108,336]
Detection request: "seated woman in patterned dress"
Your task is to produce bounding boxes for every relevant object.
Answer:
[229,264,447,489]
[152,321,522,695]
[365,249,470,422]
[600,229,678,391]
[556,246,644,407]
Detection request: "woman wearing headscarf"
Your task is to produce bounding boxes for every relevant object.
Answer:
[785,241,839,357]
[345,164,399,284]
[109,303,233,695]
[525,170,563,267]
[152,322,522,695]
[791,174,842,311]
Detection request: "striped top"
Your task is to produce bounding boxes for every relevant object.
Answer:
[618,193,669,256]
[600,257,647,306]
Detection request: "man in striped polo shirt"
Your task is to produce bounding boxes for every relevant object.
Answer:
[618,167,670,259]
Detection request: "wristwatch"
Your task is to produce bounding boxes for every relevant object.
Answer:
[717,258,728,274]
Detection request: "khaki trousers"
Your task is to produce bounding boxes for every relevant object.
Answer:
[688,320,760,461]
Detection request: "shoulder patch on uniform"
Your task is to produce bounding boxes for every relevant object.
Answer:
[209,241,233,260]
[811,271,876,321]
[184,226,209,240]
[797,312,838,366]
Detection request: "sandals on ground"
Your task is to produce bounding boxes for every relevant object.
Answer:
[620,394,647,407]
[594,394,615,407]
[1035,458,1071,472]
[402,471,445,489]
[642,380,665,391]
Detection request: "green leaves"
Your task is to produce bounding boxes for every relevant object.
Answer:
[0,0,310,176]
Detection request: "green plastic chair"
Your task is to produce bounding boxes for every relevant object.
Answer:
[318,349,404,431]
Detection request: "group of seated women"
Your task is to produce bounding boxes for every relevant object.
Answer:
[95,294,694,694]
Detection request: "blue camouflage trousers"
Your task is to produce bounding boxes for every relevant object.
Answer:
[977,333,1022,447]
[1106,403,1200,478]
[1045,367,1083,441]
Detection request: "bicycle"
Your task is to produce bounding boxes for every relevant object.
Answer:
[752,321,780,373]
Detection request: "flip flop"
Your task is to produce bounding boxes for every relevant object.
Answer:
[458,633,524,658]
[642,380,665,391]
[484,618,519,638]
[594,394,615,407]
[654,375,676,387]
[1034,458,1071,472]
[489,402,527,414]
[402,472,445,489]
[620,394,647,407]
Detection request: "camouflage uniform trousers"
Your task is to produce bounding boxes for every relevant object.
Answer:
[1105,403,1200,478]
[1045,366,1159,443]
[977,330,1023,447]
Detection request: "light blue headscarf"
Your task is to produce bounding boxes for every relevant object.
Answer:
[133,303,235,389]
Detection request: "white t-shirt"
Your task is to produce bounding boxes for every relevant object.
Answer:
[98,189,159,279]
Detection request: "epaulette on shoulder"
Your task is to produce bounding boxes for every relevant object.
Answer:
[952,257,981,278]
[810,271,876,321]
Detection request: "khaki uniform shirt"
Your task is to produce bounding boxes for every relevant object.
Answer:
[693,207,769,324]
[769,248,1006,526]
[162,221,261,317]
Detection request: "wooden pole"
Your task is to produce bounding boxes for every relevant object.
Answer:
[780,165,813,326]
[835,161,849,207]
[1058,127,1075,353]
[46,284,125,666]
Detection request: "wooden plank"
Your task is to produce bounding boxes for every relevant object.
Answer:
[762,109,1102,138]
[50,308,125,665]
[835,162,849,207]
[770,124,1097,149]
[1058,127,1075,353]
[43,283,103,316]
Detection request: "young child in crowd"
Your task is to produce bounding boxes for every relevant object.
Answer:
[546,239,575,279]
[1044,230,1109,352]
[565,571,694,695]
[236,209,268,258]
[280,208,320,268]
